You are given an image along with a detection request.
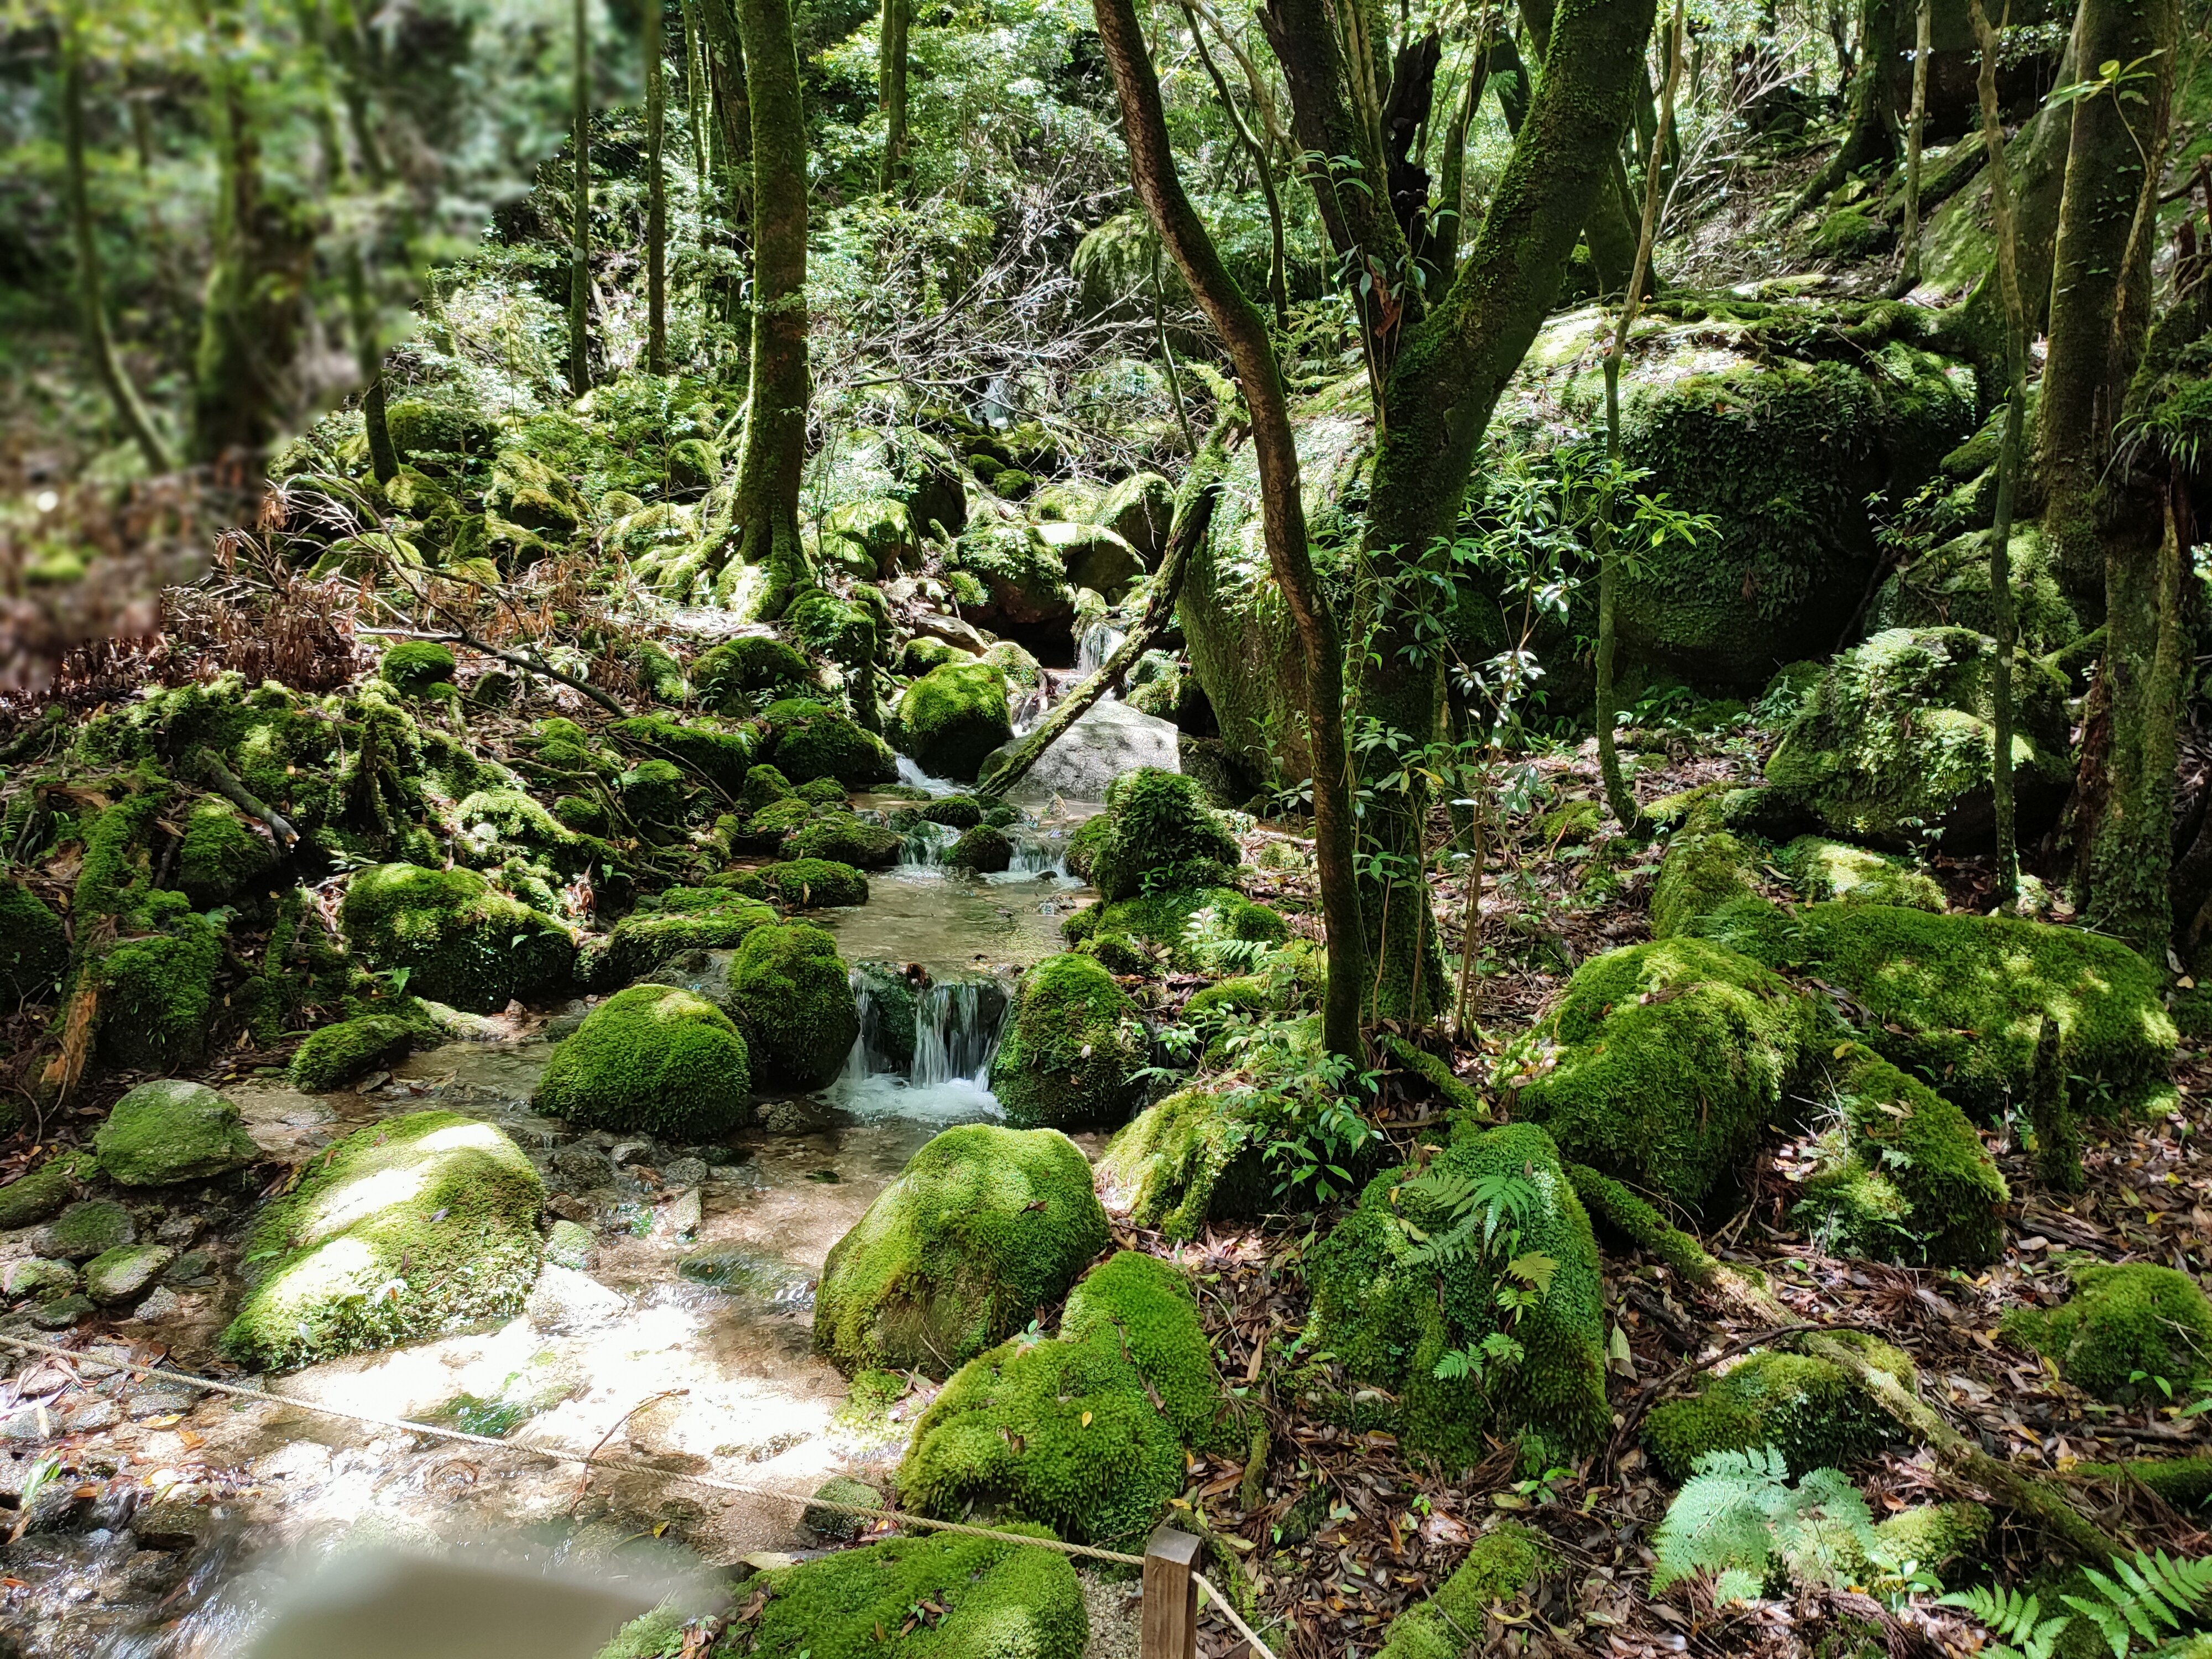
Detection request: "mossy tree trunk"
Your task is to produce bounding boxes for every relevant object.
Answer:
[1281,0,1657,1024]
[878,0,909,194]
[1888,0,1929,296]
[1791,0,1902,213]
[1521,0,1652,295]
[568,0,592,395]
[1093,0,1369,1060]
[695,0,752,333]
[727,0,811,613]
[61,9,171,475]
[646,0,669,375]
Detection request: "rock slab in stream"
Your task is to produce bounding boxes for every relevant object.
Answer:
[95,1080,260,1187]
[983,699,1178,806]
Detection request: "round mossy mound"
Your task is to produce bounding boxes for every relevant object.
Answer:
[814,1123,1108,1378]
[1642,1345,1897,1482]
[220,1110,544,1371]
[989,953,1146,1129]
[176,798,278,907]
[288,1015,418,1092]
[2001,1262,2212,1401]
[898,661,1013,781]
[532,983,753,1137]
[787,812,902,869]
[1084,768,1240,901]
[379,640,457,697]
[947,824,1013,873]
[763,699,898,787]
[757,858,868,908]
[726,922,860,1089]
[93,1079,260,1187]
[1096,1087,1269,1243]
[340,863,573,1013]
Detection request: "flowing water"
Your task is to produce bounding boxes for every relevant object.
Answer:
[11,771,1113,1658]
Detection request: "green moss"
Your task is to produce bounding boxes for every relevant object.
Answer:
[453,789,584,868]
[898,662,1013,782]
[1506,938,1820,1209]
[738,763,795,812]
[341,863,573,1013]
[990,953,1146,1130]
[726,922,859,1088]
[785,591,881,672]
[692,636,813,711]
[84,897,226,1072]
[604,892,776,984]
[1715,902,2176,1116]
[92,1079,260,1186]
[1378,1523,1552,1658]
[1870,524,2082,658]
[1651,791,1766,941]
[1082,769,1240,901]
[611,714,752,794]
[221,1110,544,1370]
[1063,886,1285,973]
[743,1525,1086,1658]
[0,880,67,1003]
[1869,1501,1990,1571]
[289,1014,418,1091]
[2075,1457,2212,1509]
[1765,627,2073,849]
[814,1123,1108,1377]
[0,1155,91,1230]
[1565,1163,1721,1287]
[1095,1088,1267,1241]
[917,795,983,830]
[1794,1043,2009,1266]
[795,777,849,806]
[951,523,1073,625]
[1060,1250,1242,1451]
[1644,1348,1893,1481]
[1780,836,1944,911]
[1305,1123,1610,1465]
[619,759,689,826]
[763,700,898,787]
[731,795,817,855]
[2001,1262,2212,1400]
[532,983,752,1136]
[947,824,1013,872]
[757,858,868,907]
[176,797,277,907]
[789,812,902,869]
[378,640,457,696]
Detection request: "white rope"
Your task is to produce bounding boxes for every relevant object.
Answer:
[1195,1571,1285,1659]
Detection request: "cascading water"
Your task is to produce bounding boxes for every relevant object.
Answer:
[895,755,963,796]
[1075,619,1126,679]
[834,966,1010,1121]
[895,818,958,873]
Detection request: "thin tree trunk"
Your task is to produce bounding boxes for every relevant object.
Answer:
[682,0,708,192]
[1889,0,1929,296]
[568,0,592,395]
[1182,0,1289,329]
[1522,0,1651,295]
[1790,0,1901,215]
[1093,0,1368,1060]
[726,0,811,613]
[1595,0,1679,833]
[646,0,667,374]
[61,13,171,474]
[877,0,908,193]
[1433,20,1491,289]
[1969,0,2023,901]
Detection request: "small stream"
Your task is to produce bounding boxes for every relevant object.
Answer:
[6,776,1110,1658]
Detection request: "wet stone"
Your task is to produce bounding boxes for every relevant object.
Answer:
[662,1156,710,1187]
[549,1146,615,1191]
[163,1250,216,1286]
[542,1218,595,1271]
[40,1200,136,1263]
[86,1244,175,1307]
[2,1260,77,1303]
[29,1295,92,1331]
[524,1264,626,1334]
[129,1498,212,1552]
[122,1287,184,1326]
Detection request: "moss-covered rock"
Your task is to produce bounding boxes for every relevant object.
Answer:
[1097,471,1175,560]
[85,1243,174,1307]
[1765,627,2073,850]
[990,954,1146,1129]
[740,1525,1086,1658]
[756,858,868,908]
[1095,1088,1269,1242]
[43,1198,136,1261]
[286,1015,416,1091]
[222,1110,544,1370]
[2002,1262,2212,1400]
[379,640,457,696]
[692,635,813,711]
[1035,520,1143,601]
[93,1079,260,1186]
[1793,1043,2008,1266]
[763,699,898,787]
[341,863,573,1013]
[1779,835,1945,910]
[1377,1524,1553,1658]
[0,1155,88,1230]
[814,1123,1107,1378]
[1650,790,1768,941]
[618,758,689,826]
[896,1253,1234,1550]
[532,983,752,1137]
[176,797,278,907]
[739,762,796,812]
[0,880,66,1004]
[1083,768,1240,901]
[724,922,859,1089]
[81,892,226,1073]
[2074,1457,2212,1509]
[1505,938,1821,1209]
[1305,1123,1610,1466]
[610,714,753,794]
[946,824,1013,873]
[788,812,903,869]
[1644,1340,1906,1480]
[602,890,777,984]
[898,662,1013,782]
[950,523,1074,627]
[1870,524,2082,657]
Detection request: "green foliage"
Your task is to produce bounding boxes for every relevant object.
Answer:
[1083,768,1242,901]
[531,984,753,1138]
[1650,1447,1881,1601]
[692,637,813,712]
[379,642,458,697]
[2002,1264,2212,1403]
[1944,1553,2212,1659]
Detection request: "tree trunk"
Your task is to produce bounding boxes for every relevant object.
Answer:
[1790,0,1901,214]
[1888,0,1929,296]
[1093,0,1369,1060]
[725,0,811,614]
[878,0,909,193]
[1353,0,1657,1022]
[1181,0,1289,329]
[646,0,668,375]
[1521,0,1652,295]
[61,13,172,474]
[568,0,592,395]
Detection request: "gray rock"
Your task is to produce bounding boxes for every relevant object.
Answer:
[130,1498,212,1551]
[2,1259,77,1303]
[164,1250,217,1286]
[41,1200,135,1262]
[85,1244,175,1307]
[610,1141,651,1168]
[94,1080,260,1187]
[549,1146,615,1190]
[542,1218,595,1271]
[659,1189,701,1239]
[29,1293,89,1329]
[155,1214,203,1248]
[662,1156,710,1188]
[982,698,1180,807]
[524,1264,626,1334]
[123,1286,185,1325]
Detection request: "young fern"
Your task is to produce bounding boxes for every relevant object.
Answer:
[1649,1447,1881,1599]
[1938,1587,2073,1659]
[1943,1552,2212,1659]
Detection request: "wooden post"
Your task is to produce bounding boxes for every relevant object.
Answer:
[1142,1525,1202,1659]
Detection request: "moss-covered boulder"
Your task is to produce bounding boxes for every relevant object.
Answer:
[762,699,898,787]
[81,893,226,1072]
[1081,768,1240,901]
[724,922,859,1088]
[946,824,1013,873]
[2002,1262,2212,1400]
[93,1079,260,1187]
[0,1155,89,1231]
[1780,835,1944,911]
[898,662,1013,781]
[948,522,1074,627]
[756,858,868,908]
[1870,523,2082,657]
[598,889,778,986]
[176,797,278,907]
[990,954,1146,1129]
[1306,1123,1610,1465]
[618,758,688,826]
[1505,938,1820,1209]
[737,1525,1086,1658]
[43,1198,136,1261]
[1793,1043,2008,1266]
[789,812,903,869]
[341,863,573,1013]
[1644,1338,1910,1481]
[610,713,753,794]
[896,1251,1235,1549]
[379,640,457,696]
[1096,471,1174,560]
[532,984,752,1137]
[815,1124,1108,1378]
[1061,885,1288,975]
[1035,520,1143,601]
[1378,1524,1552,1658]
[0,880,66,1004]
[222,1110,544,1370]
[691,635,813,711]
[288,1014,418,1091]
[1649,791,1769,941]
[1096,1087,1269,1242]
[1765,627,2072,850]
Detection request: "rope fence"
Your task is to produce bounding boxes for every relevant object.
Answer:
[0,1333,1283,1658]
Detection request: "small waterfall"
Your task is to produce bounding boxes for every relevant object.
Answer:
[896,755,962,796]
[833,967,1010,1122]
[1009,680,1050,735]
[896,818,958,874]
[989,830,1070,883]
[911,978,1008,1088]
[1076,620,1126,680]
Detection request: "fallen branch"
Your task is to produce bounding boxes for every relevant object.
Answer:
[188,746,298,848]
[359,625,629,718]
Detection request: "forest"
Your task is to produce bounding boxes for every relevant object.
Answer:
[2,0,2212,1651]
